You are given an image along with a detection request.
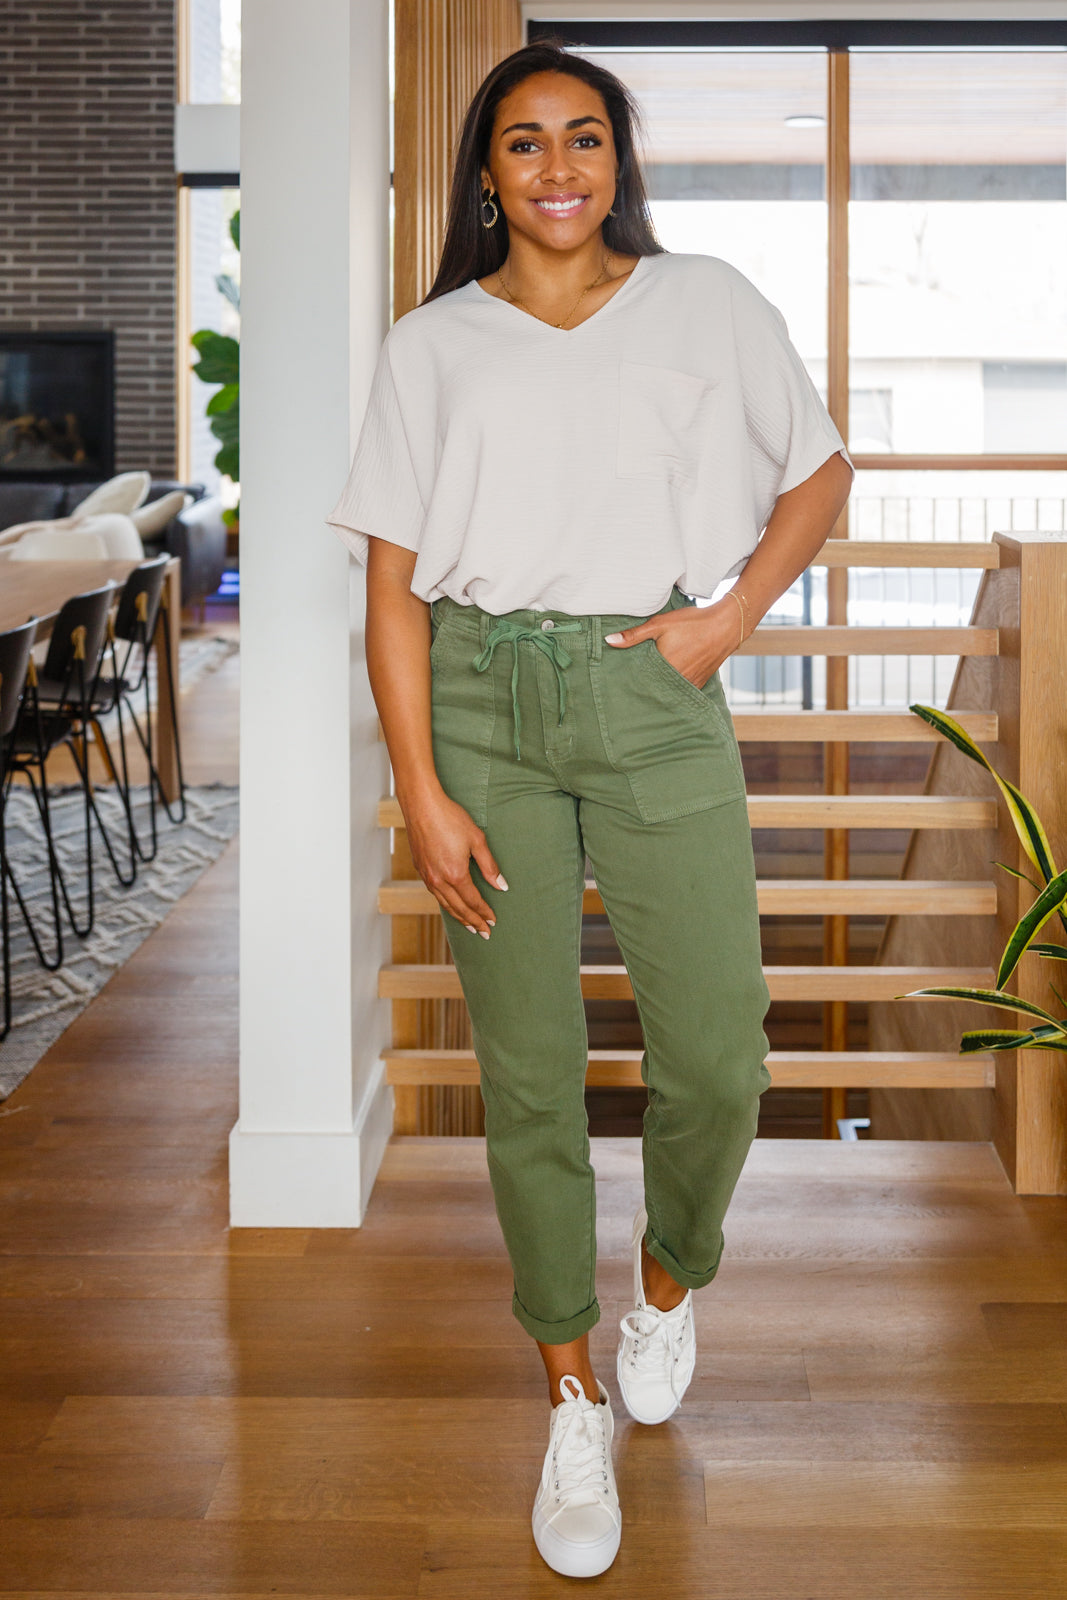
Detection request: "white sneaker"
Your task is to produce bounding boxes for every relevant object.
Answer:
[616,1206,696,1425]
[531,1374,622,1578]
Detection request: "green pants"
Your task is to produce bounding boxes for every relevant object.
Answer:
[429,584,772,1344]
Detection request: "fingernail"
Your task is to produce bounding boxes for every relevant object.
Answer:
[495,874,509,890]
[480,929,491,940]
[604,632,623,644]
[465,924,477,934]
[487,918,496,928]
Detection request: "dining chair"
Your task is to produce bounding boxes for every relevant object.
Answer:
[7,583,126,937]
[85,555,186,862]
[0,617,43,1038]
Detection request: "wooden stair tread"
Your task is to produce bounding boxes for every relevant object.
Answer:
[379,709,999,744]
[383,1047,995,1090]
[379,879,997,917]
[378,794,997,830]
[814,538,1000,569]
[731,709,998,742]
[380,964,994,1002]
[738,626,997,656]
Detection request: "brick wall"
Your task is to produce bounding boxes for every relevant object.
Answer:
[2,0,178,477]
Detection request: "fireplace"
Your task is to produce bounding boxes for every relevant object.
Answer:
[0,330,115,481]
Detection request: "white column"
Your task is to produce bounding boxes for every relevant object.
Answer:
[230,0,392,1225]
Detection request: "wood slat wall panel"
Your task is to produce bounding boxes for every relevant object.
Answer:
[391,0,521,1132]
[393,0,522,319]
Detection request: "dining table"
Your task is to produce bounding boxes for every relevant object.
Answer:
[0,556,183,803]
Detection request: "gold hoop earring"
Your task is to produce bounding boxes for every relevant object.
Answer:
[607,207,617,218]
[480,190,498,229]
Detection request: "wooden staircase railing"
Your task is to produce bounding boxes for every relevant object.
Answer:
[374,532,1067,1192]
[378,538,1004,1137]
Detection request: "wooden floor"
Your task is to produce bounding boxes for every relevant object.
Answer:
[3,611,1067,1596]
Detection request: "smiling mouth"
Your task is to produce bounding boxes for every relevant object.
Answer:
[533,195,589,216]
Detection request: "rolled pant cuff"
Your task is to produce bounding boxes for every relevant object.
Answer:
[512,1291,601,1344]
[645,1226,725,1292]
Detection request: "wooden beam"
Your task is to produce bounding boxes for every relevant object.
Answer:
[383,1048,995,1090]
[739,626,997,657]
[378,878,997,919]
[377,794,997,831]
[731,710,998,742]
[380,964,994,1003]
[849,453,1067,472]
[376,709,1000,745]
[814,540,1000,569]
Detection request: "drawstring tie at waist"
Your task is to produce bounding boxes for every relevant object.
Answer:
[471,618,586,761]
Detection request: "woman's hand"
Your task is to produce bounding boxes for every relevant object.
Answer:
[401,787,508,939]
[604,598,744,687]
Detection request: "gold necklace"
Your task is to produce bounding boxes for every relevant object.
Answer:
[496,256,611,330]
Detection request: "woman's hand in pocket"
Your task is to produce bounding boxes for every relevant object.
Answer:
[604,597,746,687]
[401,787,508,938]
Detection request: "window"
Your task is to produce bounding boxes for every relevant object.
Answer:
[983,361,1067,453]
[177,0,241,514]
[547,19,1067,706]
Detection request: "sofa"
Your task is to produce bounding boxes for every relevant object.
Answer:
[0,479,229,612]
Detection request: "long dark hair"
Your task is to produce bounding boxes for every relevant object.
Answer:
[424,40,664,304]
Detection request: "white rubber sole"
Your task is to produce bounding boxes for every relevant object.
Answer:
[532,1508,622,1578]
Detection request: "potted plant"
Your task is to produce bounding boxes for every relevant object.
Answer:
[190,206,240,533]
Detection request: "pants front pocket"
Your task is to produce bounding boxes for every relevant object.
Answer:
[429,644,495,831]
[593,641,746,825]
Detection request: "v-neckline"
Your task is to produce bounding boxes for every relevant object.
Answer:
[470,252,649,335]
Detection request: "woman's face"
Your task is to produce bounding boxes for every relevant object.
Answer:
[481,71,619,254]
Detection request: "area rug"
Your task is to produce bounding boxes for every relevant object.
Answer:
[0,782,239,1099]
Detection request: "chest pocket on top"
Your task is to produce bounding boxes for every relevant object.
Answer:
[615,360,717,492]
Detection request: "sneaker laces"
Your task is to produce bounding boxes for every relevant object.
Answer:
[618,1299,691,1404]
[547,1380,613,1517]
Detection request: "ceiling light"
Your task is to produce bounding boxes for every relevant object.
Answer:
[784,114,826,129]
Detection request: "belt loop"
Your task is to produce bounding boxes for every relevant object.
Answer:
[590,614,602,662]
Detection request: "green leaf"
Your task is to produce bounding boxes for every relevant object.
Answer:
[214,439,239,481]
[901,986,1063,1027]
[229,207,240,250]
[210,406,239,451]
[1019,1023,1067,1052]
[190,330,239,385]
[206,383,238,416]
[996,870,1067,989]
[959,1028,1037,1053]
[909,705,1058,883]
[1031,944,1067,960]
[215,272,240,313]
[994,860,1041,891]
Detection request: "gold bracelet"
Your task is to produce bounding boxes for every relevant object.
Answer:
[726,588,747,651]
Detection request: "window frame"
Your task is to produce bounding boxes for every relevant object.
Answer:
[528,17,1067,475]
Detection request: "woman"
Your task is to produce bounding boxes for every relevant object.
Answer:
[327,41,853,1580]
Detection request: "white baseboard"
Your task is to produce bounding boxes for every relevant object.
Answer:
[228,1060,393,1227]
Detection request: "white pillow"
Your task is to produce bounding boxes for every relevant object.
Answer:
[0,515,79,547]
[75,513,145,560]
[68,470,151,520]
[10,528,109,561]
[130,489,189,536]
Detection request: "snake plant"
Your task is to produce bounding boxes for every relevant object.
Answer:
[899,705,1067,1055]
